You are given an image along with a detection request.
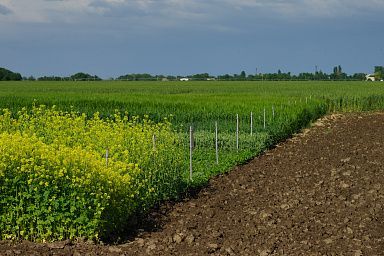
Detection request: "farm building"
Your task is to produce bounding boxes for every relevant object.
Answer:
[365,74,376,81]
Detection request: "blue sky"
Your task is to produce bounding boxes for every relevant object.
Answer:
[1,0,383,78]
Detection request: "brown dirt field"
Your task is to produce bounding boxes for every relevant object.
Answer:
[1,112,384,255]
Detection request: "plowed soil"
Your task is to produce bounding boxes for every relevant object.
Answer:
[1,112,384,255]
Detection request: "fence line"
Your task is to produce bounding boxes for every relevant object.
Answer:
[182,98,316,179]
[186,111,270,179]
[123,100,317,181]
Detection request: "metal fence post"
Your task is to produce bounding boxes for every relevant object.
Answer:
[215,121,219,164]
[250,112,253,136]
[189,126,193,181]
[263,108,266,129]
[236,114,239,150]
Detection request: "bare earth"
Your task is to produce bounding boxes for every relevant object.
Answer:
[1,112,384,255]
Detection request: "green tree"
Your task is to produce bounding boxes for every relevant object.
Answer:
[0,67,22,81]
[190,73,210,80]
[331,65,346,80]
[218,74,233,80]
[71,72,101,81]
[374,66,384,80]
[117,73,155,81]
[351,73,366,81]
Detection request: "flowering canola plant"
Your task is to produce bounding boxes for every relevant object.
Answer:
[0,105,184,241]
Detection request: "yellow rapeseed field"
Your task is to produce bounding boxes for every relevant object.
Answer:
[0,105,184,241]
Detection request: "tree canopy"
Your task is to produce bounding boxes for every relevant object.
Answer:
[0,67,22,81]
[118,73,155,81]
[70,72,101,81]
[374,66,384,80]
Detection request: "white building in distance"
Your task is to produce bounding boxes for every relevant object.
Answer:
[365,74,376,81]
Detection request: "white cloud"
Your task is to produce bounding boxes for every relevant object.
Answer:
[0,0,383,27]
[0,4,11,15]
[0,0,101,23]
[219,0,384,17]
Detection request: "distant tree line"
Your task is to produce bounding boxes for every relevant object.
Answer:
[218,66,367,81]
[1,66,383,82]
[116,73,216,81]
[117,73,156,81]
[111,66,380,81]
[23,72,101,81]
[115,68,363,81]
[36,73,101,81]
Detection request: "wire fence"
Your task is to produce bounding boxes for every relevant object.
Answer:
[106,105,304,185]
[181,110,273,183]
